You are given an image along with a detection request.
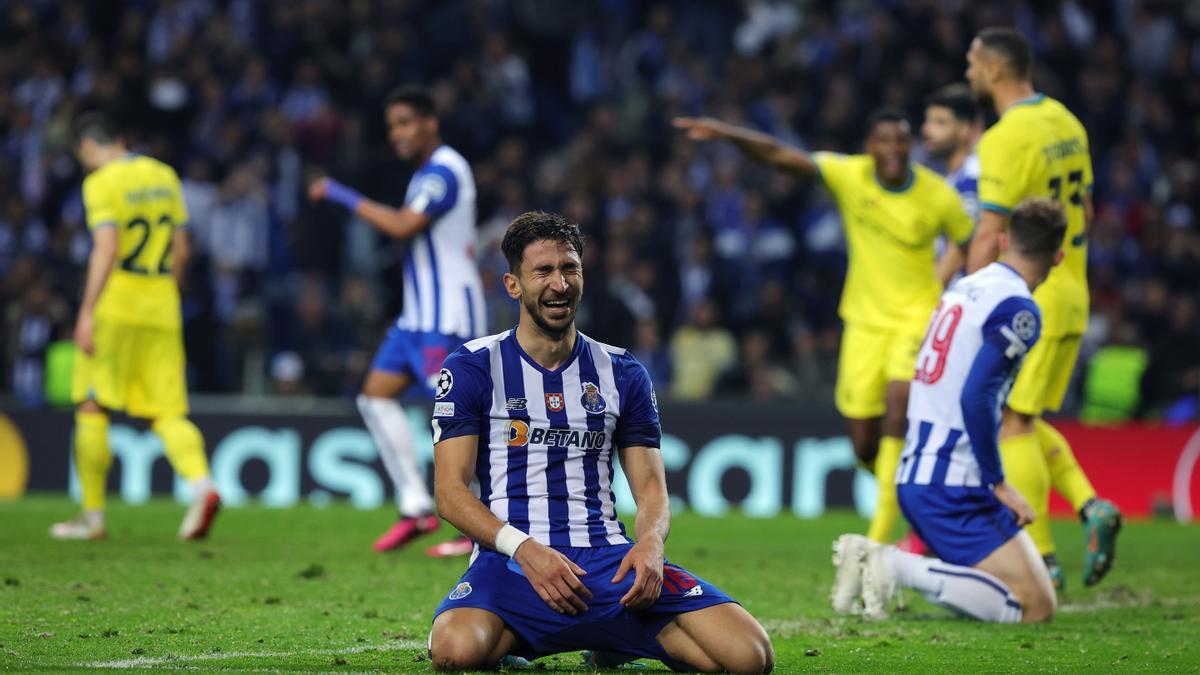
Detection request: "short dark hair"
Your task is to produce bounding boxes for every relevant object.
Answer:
[384,86,436,118]
[977,27,1033,80]
[925,83,977,122]
[501,211,584,273]
[72,111,121,146]
[1009,197,1066,263]
[865,106,910,135]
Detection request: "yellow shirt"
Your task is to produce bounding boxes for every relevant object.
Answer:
[815,153,973,330]
[83,154,189,329]
[668,326,737,400]
[978,94,1092,335]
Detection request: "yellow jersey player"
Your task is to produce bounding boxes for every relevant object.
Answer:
[966,27,1122,589]
[675,109,972,545]
[51,113,220,541]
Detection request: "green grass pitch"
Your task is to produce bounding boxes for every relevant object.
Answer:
[2,496,1198,673]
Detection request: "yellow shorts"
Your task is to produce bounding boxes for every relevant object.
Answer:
[71,319,189,419]
[1007,332,1081,416]
[836,322,924,419]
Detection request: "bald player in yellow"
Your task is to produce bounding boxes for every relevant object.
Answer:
[51,113,220,542]
[675,109,972,545]
[966,27,1123,589]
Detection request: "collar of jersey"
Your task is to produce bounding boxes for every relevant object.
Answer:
[417,144,447,171]
[508,327,585,376]
[995,261,1022,279]
[875,165,915,193]
[1008,93,1046,111]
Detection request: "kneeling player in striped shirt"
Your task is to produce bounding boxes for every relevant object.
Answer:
[427,212,774,672]
[832,198,1068,623]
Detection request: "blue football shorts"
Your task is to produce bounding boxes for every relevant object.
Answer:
[433,543,737,661]
[898,483,1023,567]
[370,326,466,397]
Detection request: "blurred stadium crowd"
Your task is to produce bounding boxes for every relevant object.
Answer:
[1,0,1198,421]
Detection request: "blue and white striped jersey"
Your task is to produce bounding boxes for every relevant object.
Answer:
[897,263,1041,490]
[947,151,980,224]
[431,330,662,548]
[395,145,487,339]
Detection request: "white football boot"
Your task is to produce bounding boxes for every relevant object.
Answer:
[831,534,870,615]
[860,539,898,621]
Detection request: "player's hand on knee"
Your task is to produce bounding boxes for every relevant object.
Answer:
[613,537,664,611]
[514,540,591,615]
[994,481,1036,526]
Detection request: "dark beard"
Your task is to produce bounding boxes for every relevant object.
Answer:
[523,294,575,339]
[973,88,994,112]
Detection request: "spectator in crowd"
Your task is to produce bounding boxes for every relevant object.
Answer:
[0,0,1194,423]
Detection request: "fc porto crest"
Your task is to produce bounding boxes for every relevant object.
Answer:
[580,382,607,414]
[448,582,472,600]
[545,392,565,412]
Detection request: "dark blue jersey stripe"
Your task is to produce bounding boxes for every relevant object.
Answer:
[500,336,530,532]
[577,344,611,546]
[424,232,441,331]
[928,429,965,486]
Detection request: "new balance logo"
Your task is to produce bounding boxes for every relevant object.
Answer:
[683,585,703,598]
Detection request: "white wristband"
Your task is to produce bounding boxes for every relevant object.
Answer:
[495,524,531,558]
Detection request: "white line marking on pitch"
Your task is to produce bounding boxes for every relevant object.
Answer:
[83,640,424,669]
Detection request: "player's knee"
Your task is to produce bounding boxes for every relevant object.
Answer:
[717,633,775,674]
[428,626,494,671]
[77,398,104,414]
[1019,587,1056,623]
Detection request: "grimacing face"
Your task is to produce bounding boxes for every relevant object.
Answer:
[510,239,583,338]
[386,102,436,161]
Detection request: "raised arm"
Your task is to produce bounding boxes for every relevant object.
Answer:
[308,176,433,240]
[673,117,819,180]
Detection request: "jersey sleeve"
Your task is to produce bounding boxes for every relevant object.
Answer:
[407,164,459,219]
[430,348,490,444]
[813,152,851,200]
[959,296,1042,487]
[977,127,1030,216]
[81,173,117,230]
[613,353,662,450]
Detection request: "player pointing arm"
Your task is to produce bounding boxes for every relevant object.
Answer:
[676,109,973,549]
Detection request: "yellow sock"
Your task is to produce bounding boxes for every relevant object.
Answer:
[1037,418,1097,513]
[152,417,209,481]
[866,435,904,543]
[999,432,1054,555]
[74,411,112,511]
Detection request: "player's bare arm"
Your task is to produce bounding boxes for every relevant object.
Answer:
[433,433,592,615]
[936,240,967,286]
[74,224,118,356]
[967,209,1007,273]
[673,117,818,180]
[308,176,433,240]
[171,228,192,288]
[613,445,670,610]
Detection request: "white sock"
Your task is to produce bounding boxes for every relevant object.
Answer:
[83,510,105,528]
[357,395,434,517]
[887,548,1023,623]
[190,475,213,499]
